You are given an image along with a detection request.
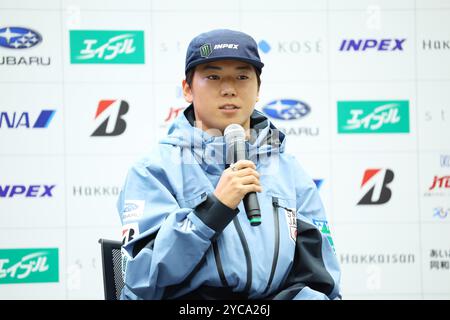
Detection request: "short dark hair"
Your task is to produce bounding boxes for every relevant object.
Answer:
[185,66,262,89]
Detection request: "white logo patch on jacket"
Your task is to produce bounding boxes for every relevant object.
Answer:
[122,200,145,221]
[284,208,297,242]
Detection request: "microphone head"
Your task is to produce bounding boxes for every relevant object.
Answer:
[224,123,245,145]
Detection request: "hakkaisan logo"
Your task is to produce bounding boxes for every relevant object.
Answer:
[70,30,145,64]
[0,185,55,198]
[0,248,59,284]
[358,169,394,205]
[339,38,406,51]
[0,110,55,129]
[91,100,129,137]
[337,101,410,134]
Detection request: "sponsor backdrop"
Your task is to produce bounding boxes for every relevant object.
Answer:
[0,0,449,300]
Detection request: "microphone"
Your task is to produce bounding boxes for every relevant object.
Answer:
[224,124,261,226]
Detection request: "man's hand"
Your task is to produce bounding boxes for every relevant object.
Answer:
[214,160,262,210]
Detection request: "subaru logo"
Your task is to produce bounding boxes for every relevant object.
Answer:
[262,99,310,120]
[124,203,138,212]
[0,27,42,49]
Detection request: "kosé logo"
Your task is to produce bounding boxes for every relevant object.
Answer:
[357,169,394,205]
[91,100,129,137]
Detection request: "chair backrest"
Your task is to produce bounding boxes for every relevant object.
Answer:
[98,238,124,300]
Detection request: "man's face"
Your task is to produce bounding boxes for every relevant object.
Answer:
[182,59,259,135]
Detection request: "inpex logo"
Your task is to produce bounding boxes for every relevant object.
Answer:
[358,169,394,205]
[339,38,406,51]
[0,248,59,284]
[337,101,410,134]
[262,99,310,120]
[91,100,128,137]
[214,43,239,50]
[70,30,145,64]
[0,185,55,198]
[0,27,42,49]
[0,110,55,129]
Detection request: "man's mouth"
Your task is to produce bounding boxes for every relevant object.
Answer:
[219,104,240,110]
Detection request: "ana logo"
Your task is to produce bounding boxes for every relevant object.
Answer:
[262,99,310,120]
[337,101,410,133]
[358,169,394,205]
[0,27,42,49]
[91,100,128,137]
[70,30,145,64]
[313,179,324,190]
[0,110,55,129]
[122,223,139,245]
[0,185,55,198]
[0,248,59,284]
[199,43,212,57]
[339,38,406,51]
[428,176,450,191]
[312,219,335,252]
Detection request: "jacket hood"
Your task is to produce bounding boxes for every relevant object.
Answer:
[160,105,286,175]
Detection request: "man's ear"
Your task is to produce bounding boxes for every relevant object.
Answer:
[182,79,193,103]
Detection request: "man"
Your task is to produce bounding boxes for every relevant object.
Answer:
[117,29,341,299]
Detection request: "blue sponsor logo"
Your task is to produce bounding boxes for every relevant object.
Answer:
[433,207,449,219]
[0,110,55,129]
[262,99,310,121]
[0,27,42,49]
[124,203,138,212]
[313,179,324,190]
[0,185,55,198]
[339,38,406,51]
[258,40,271,54]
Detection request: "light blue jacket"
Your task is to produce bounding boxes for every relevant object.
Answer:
[117,105,341,300]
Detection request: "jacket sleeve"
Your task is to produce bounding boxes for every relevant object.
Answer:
[117,156,238,300]
[271,157,342,300]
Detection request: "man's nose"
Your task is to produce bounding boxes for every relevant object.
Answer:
[220,81,237,97]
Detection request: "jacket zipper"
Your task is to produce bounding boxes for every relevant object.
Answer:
[263,196,281,294]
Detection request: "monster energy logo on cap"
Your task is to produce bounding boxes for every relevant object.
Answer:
[200,43,212,57]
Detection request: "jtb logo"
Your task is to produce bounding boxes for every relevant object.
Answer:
[0,185,55,198]
[91,100,128,137]
[339,39,406,51]
[0,110,55,129]
[337,101,409,134]
[0,248,59,284]
[429,176,450,191]
[358,169,394,205]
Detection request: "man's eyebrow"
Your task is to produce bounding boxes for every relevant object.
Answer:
[200,64,252,71]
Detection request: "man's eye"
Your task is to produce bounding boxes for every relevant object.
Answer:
[238,75,249,80]
[206,75,220,80]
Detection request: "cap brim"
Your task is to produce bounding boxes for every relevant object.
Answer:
[185,56,264,74]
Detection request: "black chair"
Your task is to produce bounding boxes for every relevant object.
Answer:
[98,238,124,300]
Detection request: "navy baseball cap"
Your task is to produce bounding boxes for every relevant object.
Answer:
[185,29,264,75]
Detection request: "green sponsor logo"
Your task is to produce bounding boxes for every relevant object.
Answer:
[199,43,212,57]
[313,219,336,253]
[337,100,410,133]
[0,248,59,284]
[70,30,145,64]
